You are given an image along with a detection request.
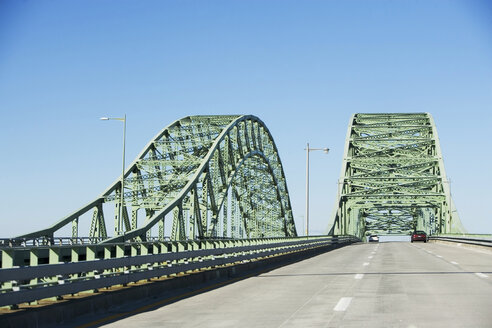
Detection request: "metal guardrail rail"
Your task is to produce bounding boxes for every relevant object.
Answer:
[429,235,492,248]
[0,237,111,247]
[0,236,359,308]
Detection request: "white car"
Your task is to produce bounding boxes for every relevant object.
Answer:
[368,235,379,242]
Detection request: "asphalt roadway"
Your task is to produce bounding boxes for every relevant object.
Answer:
[81,242,492,328]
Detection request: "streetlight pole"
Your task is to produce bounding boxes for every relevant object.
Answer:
[305,143,329,236]
[101,115,126,236]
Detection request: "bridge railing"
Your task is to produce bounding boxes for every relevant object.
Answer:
[0,237,110,247]
[429,234,492,248]
[0,235,359,308]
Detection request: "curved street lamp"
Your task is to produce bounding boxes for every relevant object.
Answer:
[100,115,127,236]
[305,143,329,236]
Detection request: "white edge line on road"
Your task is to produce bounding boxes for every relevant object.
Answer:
[334,297,353,312]
[354,274,364,280]
[475,273,488,279]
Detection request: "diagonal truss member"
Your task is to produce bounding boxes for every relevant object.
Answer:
[328,113,465,239]
[17,115,297,243]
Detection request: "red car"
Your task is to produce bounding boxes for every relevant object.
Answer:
[411,231,428,243]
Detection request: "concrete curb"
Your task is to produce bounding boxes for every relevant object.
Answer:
[429,239,492,253]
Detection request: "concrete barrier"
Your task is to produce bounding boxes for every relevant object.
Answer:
[0,239,357,327]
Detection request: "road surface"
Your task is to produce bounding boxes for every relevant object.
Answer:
[79,242,492,327]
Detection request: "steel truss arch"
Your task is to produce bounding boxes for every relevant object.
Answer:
[17,115,296,243]
[329,113,465,239]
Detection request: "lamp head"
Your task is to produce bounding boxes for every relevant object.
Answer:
[323,148,330,154]
[100,117,110,120]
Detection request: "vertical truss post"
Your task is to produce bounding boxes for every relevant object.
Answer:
[223,191,228,238]
[71,217,78,239]
[1,250,14,290]
[30,249,39,286]
[114,187,122,236]
[158,218,165,241]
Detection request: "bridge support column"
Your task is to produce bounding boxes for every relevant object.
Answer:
[116,244,125,258]
[48,248,63,301]
[71,247,79,263]
[152,242,161,255]
[131,244,139,271]
[141,243,149,255]
[30,249,39,284]
[1,250,14,291]
[153,242,168,273]
[103,246,111,260]
[26,249,40,305]
[79,246,99,294]
[170,242,185,275]
[139,243,149,271]
[69,247,80,284]
[84,246,99,293]
[101,246,113,279]
[115,244,127,285]
[49,247,60,264]
[86,246,97,261]
[1,249,14,269]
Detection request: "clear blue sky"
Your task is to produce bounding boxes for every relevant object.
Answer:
[1,0,491,237]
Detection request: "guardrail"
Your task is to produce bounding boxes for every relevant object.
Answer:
[0,237,114,247]
[0,235,359,308]
[428,235,492,248]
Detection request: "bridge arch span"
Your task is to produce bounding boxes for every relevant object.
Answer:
[18,115,297,243]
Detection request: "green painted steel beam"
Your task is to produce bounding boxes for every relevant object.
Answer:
[328,113,466,239]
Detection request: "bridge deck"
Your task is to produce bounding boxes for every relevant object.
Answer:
[76,242,492,327]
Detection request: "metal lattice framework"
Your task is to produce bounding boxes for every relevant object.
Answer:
[17,115,297,243]
[329,113,465,239]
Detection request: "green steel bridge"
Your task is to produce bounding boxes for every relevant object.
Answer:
[329,113,466,239]
[15,115,297,244]
[0,113,476,315]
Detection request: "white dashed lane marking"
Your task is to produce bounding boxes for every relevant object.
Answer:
[475,273,489,279]
[363,262,370,266]
[354,274,364,280]
[334,297,353,312]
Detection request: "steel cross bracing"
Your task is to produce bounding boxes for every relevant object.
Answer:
[328,113,466,239]
[15,115,297,244]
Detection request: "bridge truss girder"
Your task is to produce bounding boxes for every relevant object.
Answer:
[17,115,296,243]
[329,113,465,239]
